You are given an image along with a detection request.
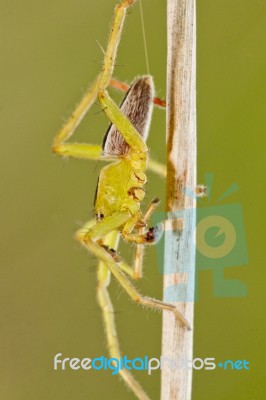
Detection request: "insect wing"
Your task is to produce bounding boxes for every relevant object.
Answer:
[102,75,154,156]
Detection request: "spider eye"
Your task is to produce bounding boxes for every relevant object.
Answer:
[95,212,104,221]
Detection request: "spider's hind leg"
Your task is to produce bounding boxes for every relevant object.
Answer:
[96,230,151,400]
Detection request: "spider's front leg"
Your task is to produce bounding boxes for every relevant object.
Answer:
[52,74,104,160]
[52,0,139,162]
[97,0,138,92]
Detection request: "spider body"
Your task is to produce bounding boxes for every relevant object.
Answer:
[95,158,145,218]
[95,76,153,222]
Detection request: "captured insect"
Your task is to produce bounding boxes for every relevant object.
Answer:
[52,1,189,399]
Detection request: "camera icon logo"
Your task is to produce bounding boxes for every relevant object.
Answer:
[152,174,248,301]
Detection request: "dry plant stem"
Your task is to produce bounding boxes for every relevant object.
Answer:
[161,0,196,400]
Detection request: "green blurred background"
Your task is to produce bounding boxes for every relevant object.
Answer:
[1,0,265,399]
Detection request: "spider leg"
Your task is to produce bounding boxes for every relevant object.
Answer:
[147,159,166,177]
[76,221,150,399]
[109,78,166,108]
[76,218,139,280]
[52,1,142,161]
[98,89,148,153]
[96,230,151,400]
[96,0,149,154]
[97,265,151,400]
[52,75,103,160]
[75,213,191,329]
[74,219,151,398]
[121,213,163,246]
[52,143,102,160]
[134,198,161,279]
[98,0,138,91]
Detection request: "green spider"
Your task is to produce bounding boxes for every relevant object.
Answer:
[52,1,189,399]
